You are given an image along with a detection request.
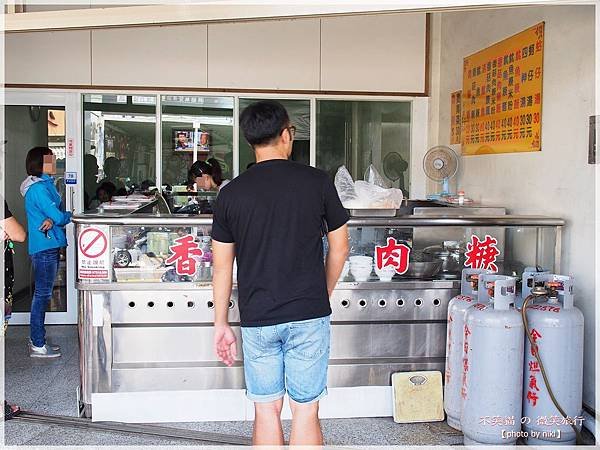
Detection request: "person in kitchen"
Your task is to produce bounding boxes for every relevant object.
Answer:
[187,158,230,193]
[20,147,72,358]
[211,100,349,446]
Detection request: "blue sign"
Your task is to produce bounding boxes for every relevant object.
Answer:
[65,172,77,185]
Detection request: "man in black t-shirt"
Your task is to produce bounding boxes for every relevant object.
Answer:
[211,100,349,446]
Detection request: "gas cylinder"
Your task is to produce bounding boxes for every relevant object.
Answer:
[461,276,524,445]
[522,274,584,445]
[515,267,549,309]
[444,268,493,430]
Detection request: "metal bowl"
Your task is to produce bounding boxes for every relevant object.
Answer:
[401,260,443,279]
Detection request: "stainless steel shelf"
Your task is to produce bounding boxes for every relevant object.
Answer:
[73,213,565,227]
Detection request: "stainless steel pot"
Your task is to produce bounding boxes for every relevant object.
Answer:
[423,244,465,276]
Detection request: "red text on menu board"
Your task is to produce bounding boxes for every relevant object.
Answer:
[375,237,411,274]
[166,234,203,276]
[464,234,500,271]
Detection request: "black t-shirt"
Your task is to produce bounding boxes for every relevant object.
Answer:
[211,159,349,327]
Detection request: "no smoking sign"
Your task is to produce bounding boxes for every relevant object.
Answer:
[78,225,110,281]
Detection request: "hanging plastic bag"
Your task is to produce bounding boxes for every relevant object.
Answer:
[334,166,359,207]
[334,165,403,209]
[364,164,389,188]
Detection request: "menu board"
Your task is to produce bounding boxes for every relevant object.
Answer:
[462,22,544,155]
[450,90,462,144]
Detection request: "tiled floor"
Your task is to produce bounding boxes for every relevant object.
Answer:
[4,324,588,447]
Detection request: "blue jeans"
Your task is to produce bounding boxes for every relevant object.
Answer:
[241,315,331,404]
[30,248,60,347]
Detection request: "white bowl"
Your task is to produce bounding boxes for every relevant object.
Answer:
[375,266,396,282]
[351,265,373,282]
[349,256,373,265]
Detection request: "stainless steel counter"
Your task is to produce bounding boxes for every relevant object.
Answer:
[73,211,564,420]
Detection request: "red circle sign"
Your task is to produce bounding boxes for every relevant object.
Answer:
[79,227,108,259]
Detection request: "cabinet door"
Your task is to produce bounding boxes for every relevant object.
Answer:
[92,25,208,88]
[208,18,320,90]
[6,30,92,85]
[320,13,427,93]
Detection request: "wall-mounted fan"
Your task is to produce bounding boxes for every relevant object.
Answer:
[423,145,459,200]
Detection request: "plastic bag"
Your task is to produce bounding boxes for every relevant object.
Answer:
[334,165,403,209]
[364,164,389,189]
[334,166,359,206]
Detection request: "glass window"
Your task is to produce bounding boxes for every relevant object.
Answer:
[160,95,234,189]
[238,98,310,173]
[83,94,156,211]
[316,100,411,197]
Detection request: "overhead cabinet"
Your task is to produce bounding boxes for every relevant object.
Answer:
[207,19,321,90]
[320,13,427,93]
[91,25,208,88]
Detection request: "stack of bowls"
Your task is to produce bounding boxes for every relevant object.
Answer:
[349,256,373,282]
[374,265,396,282]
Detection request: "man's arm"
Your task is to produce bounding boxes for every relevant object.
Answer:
[2,216,26,242]
[325,224,350,297]
[212,239,237,366]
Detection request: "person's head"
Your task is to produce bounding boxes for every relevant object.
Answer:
[200,132,209,146]
[26,146,55,176]
[239,100,294,158]
[84,154,98,178]
[96,182,116,203]
[103,157,120,179]
[188,158,224,190]
[177,132,187,144]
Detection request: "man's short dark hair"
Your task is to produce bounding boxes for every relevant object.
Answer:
[26,146,53,177]
[239,100,290,147]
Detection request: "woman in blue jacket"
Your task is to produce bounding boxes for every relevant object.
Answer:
[20,147,71,358]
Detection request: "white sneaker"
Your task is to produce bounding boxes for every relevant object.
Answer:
[29,339,60,352]
[29,343,61,358]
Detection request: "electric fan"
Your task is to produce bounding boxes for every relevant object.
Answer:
[423,146,459,200]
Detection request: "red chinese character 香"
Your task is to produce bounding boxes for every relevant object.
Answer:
[464,235,500,271]
[165,234,203,276]
[374,237,410,274]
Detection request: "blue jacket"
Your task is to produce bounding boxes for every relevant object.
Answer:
[20,174,72,255]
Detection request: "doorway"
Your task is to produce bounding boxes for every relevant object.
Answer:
[4,90,81,325]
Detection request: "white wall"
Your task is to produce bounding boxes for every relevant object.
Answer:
[432,5,596,408]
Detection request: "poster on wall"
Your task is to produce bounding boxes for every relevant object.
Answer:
[462,22,544,155]
[450,90,462,144]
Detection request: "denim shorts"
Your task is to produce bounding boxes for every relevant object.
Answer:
[241,315,331,404]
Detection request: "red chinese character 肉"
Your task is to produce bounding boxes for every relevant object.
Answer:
[375,237,410,274]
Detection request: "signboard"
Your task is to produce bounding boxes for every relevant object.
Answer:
[462,22,544,155]
[65,172,77,185]
[450,90,462,144]
[78,225,110,280]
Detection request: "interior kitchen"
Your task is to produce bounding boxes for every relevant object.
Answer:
[1,0,597,447]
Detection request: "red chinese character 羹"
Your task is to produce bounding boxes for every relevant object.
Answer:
[464,235,500,271]
[375,237,410,274]
[527,390,539,407]
[529,375,540,391]
[165,234,203,276]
